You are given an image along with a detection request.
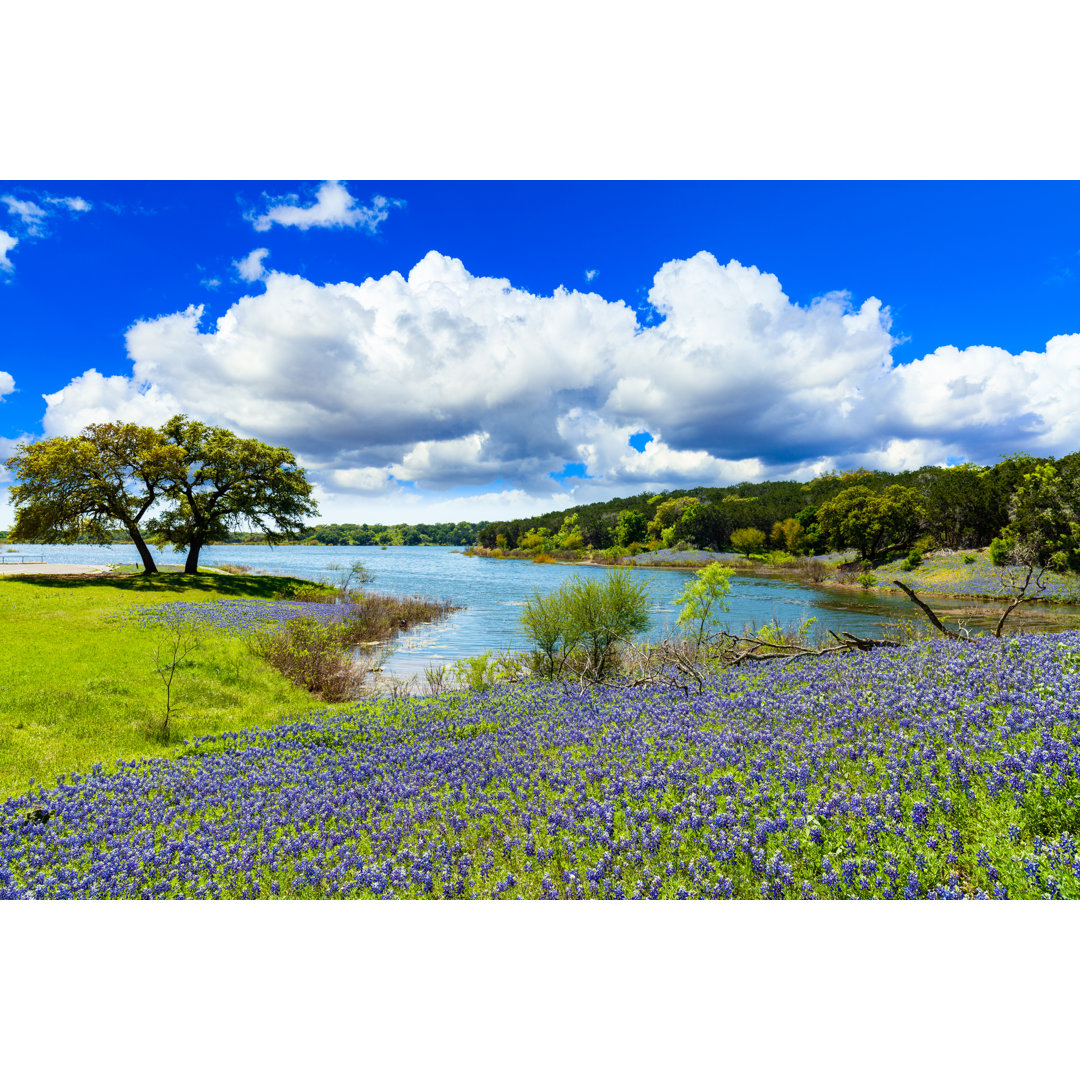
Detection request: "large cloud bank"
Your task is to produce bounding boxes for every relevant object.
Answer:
[38,250,1080,519]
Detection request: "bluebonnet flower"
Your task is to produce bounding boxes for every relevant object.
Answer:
[4,629,1080,899]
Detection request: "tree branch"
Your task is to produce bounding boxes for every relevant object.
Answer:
[891,580,966,639]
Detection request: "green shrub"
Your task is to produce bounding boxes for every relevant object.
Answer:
[989,536,1011,566]
[450,652,498,693]
[449,651,524,693]
[750,616,818,649]
[284,582,338,603]
[764,550,796,566]
[520,569,652,680]
[248,618,367,702]
[963,553,977,565]
[856,571,877,589]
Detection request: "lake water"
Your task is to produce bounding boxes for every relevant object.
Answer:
[7,542,1079,680]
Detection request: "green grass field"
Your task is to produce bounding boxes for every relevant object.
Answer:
[0,570,345,800]
[876,547,1080,602]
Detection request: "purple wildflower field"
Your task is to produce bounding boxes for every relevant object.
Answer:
[128,597,368,634]
[3,631,1079,899]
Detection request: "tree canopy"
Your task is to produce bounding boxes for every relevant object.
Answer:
[817,485,924,562]
[995,462,1080,572]
[7,422,184,573]
[155,416,318,573]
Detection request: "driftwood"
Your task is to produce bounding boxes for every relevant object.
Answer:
[616,624,910,697]
[712,629,905,667]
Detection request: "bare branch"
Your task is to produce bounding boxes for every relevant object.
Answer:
[892,580,966,639]
[994,564,1048,637]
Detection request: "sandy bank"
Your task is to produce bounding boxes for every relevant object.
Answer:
[0,562,113,576]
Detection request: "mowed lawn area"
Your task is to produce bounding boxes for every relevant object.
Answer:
[0,570,339,800]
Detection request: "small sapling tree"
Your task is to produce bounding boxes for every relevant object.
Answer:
[674,562,734,651]
[151,612,203,741]
[325,559,374,599]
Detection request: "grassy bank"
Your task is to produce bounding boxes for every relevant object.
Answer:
[4,631,1079,898]
[874,548,1080,602]
[0,570,450,800]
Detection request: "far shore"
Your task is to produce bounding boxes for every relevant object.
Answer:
[463,544,1080,608]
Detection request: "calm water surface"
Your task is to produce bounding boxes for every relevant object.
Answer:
[10,543,1080,680]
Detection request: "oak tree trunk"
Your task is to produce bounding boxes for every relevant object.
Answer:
[184,541,202,574]
[128,528,158,575]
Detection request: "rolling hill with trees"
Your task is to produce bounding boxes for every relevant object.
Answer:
[473,451,1080,568]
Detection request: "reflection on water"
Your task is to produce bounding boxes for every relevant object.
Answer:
[14,542,1080,679]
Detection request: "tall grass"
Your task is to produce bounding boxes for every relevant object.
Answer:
[249,586,458,700]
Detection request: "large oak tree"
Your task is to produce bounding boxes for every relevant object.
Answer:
[7,422,183,574]
[153,415,318,573]
[817,484,924,563]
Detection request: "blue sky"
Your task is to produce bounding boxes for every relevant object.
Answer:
[2,179,1079,527]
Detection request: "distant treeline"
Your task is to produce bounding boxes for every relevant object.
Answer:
[5,451,1077,560]
[473,452,1080,557]
[279,521,485,546]
[0,521,486,547]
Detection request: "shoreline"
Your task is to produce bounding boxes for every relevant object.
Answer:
[462,545,1080,609]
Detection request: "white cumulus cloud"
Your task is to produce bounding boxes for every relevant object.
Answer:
[0,370,14,400]
[886,335,1080,459]
[249,180,403,234]
[37,249,1080,517]
[0,231,14,275]
[42,367,182,436]
[234,247,270,282]
[605,253,898,466]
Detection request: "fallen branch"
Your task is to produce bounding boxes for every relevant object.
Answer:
[892,580,966,639]
[714,628,904,667]
[834,630,906,652]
